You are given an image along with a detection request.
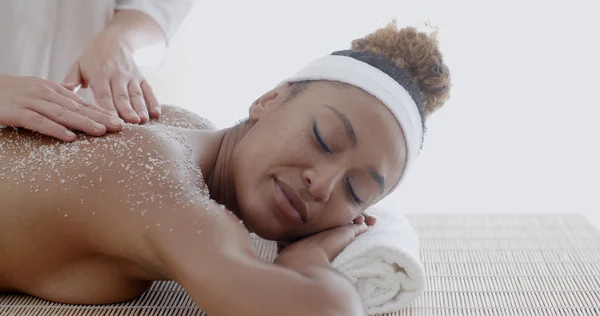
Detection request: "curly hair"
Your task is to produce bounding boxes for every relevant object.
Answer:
[288,20,451,122]
[351,20,451,117]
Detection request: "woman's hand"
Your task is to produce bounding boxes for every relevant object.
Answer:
[353,211,377,226]
[276,223,368,270]
[278,212,376,254]
[62,31,161,125]
[0,73,124,141]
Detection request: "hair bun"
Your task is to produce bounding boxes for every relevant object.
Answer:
[351,20,451,117]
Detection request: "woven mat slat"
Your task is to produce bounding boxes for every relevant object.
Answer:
[2,214,600,316]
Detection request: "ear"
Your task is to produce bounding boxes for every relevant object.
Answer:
[248,84,290,122]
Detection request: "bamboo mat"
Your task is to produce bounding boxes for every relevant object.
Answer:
[1,214,599,316]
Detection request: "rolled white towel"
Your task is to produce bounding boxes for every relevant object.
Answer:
[250,207,424,315]
[331,208,425,315]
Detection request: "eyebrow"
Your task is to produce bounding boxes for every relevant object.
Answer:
[368,166,385,195]
[323,104,357,148]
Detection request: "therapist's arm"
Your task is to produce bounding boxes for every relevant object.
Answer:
[115,0,195,45]
[62,8,191,124]
[103,10,167,52]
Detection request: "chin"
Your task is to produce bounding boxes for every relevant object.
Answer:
[235,199,279,241]
[250,220,308,243]
[248,223,281,241]
[235,179,299,242]
[239,213,286,241]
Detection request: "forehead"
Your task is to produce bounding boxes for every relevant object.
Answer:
[293,81,408,192]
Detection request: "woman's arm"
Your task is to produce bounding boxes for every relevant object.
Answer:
[143,202,366,316]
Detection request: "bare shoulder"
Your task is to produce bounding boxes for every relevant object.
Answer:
[148,105,217,130]
[70,124,213,244]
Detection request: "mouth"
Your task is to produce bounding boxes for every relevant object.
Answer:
[273,178,308,223]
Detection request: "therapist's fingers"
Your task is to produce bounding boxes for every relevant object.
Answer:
[53,84,116,118]
[111,78,140,124]
[89,80,119,117]
[61,62,83,92]
[128,80,149,124]
[141,80,161,118]
[32,98,107,137]
[19,109,77,142]
[46,89,124,133]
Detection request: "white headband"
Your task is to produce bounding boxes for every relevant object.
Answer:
[277,54,423,193]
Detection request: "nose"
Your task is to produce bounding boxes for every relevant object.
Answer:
[302,166,342,204]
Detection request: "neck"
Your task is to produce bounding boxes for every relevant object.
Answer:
[206,122,251,218]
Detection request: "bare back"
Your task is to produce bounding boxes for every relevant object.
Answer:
[0,106,217,304]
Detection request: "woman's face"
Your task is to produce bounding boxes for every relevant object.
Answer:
[232,81,407,241]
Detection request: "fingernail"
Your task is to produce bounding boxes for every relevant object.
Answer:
[110,117,123,127]
[94,122,106,132]
[65,130,76,139]
[128,110,140,121]
[138,111,148,121]
[155,106,161,115]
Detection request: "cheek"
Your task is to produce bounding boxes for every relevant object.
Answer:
[262,127,314,165]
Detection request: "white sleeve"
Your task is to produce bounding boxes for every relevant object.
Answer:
[115,0,195,44]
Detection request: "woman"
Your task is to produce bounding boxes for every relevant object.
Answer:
[0,22,451,315]
[0,0,194,140]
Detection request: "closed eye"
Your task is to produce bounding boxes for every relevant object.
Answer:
[313,122,332,153]
[346,177,363,205]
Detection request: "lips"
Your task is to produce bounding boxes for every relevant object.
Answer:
[273,178,308,223]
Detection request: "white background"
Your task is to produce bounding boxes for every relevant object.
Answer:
[142,0,600,230]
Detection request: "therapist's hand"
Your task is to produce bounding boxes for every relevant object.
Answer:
[0,73,124,142]
[62,31,161,124]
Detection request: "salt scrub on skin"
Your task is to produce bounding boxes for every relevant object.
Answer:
[146,105,216,130]
[0,121,213,221]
